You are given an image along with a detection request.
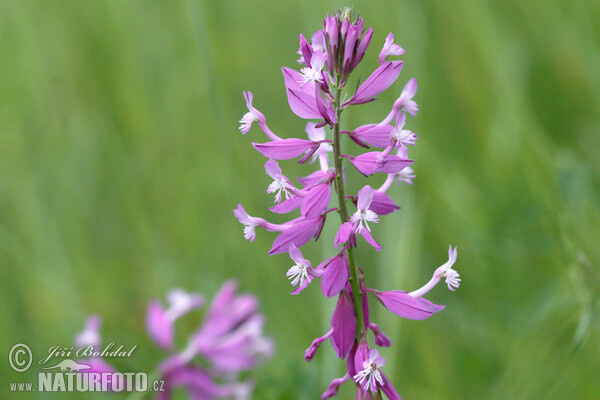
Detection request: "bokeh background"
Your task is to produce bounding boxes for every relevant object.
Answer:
[2,0,599,399]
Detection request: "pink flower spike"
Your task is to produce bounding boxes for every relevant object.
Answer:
[319,254,349,298]
[286,244,314,295]
[252,138,319,160]
[353,347,386,394]
[330,293,356,359]
[375,290,445,320]
[305,328,333,362]
[350,61,404,105]
[379,33,405,65]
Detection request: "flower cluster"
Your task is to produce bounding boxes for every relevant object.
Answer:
[235,9,460,399]
[75,280,272,399]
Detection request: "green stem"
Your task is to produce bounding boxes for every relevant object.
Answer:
[331,75,364,342]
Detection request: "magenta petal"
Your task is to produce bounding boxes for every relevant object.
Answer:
[301,182,332,219]
[360,228,382,251]
[376,155,413,174]
[352,61,404,104]
[270,195,302,214]
[370,191,400,215]
[334,222,353,249]
[146,300,173,349]
[269,218,321,255]
[354,124,394,148]
[330,294,356,359]
[320,255,349,298]
[349,152,413,176]
[298,170,332,187]
[347,152,380,176]
[282,67,322,119]
[253,138,316,160]
[375,291,445,320]
[356,185,374,210]
[380,372,402,400]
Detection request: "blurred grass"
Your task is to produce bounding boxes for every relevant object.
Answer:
[1,0,599,399]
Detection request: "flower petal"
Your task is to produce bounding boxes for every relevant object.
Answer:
[269,218,321,255]
[330,294,356,359]
[253,138,317,160]
[301,182,332,219]
[351,61,404,104]
[320,254,349,298]
[375,290,445,320]
[282,67,322,119]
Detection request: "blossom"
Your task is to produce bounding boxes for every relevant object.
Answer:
[146,289,203,349]
[347,185,382,251]
[265,160,297,203]
[409,245,460,297]
[379,33,405,65]
[286,244,318,294]
[353,347,386,393]
[238,91,281,141]
[234,10,460,399]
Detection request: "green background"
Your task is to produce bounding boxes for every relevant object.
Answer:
[2,0,599,399]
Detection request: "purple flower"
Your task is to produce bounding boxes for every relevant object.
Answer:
[233,204,291,242]
[286,244,318,294]
[146,289,204,349]
[234,10,460,399]
[353,347,386,394]
[348,185,382,251]
[379,33,405,65]
[265,160,299,203]
[409,245,460,297]
[238,91,281,141]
